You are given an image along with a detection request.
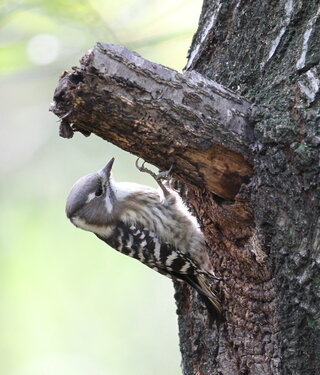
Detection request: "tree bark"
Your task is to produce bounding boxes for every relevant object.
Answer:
[53,43,253,201]
[51,1,320,374]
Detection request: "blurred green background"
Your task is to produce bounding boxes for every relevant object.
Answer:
[0,0,202,374]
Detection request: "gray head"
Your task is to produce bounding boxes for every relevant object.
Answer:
[66,158,117,229]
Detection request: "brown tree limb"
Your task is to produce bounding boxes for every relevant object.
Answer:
[51,42,254,201]
[51,41,265,375]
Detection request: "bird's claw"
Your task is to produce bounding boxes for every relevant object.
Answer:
[135,158,172,181]
[155,165,173,181]
[135,158,173,195]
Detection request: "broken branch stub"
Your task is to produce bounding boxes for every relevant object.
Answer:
[51,42,254,200]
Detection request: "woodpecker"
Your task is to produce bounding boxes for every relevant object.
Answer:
[66,158,221,318]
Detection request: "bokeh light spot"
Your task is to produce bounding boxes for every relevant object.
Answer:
[26,34,60,65]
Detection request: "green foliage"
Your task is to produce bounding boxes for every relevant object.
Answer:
[0,0,200,75]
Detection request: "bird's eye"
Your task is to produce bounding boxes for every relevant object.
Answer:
[95,184,103,197]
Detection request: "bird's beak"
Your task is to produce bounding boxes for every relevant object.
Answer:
[101,157,115,178]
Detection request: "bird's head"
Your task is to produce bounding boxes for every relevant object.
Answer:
[66,158,118,232]
[66,157,161,236]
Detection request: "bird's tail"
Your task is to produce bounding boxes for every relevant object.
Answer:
[184,273,222,320]
[196,274,222,320]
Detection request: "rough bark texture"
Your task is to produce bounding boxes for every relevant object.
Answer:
[52,43,253,201]
[51,1,320,374]
[179,1,320,374]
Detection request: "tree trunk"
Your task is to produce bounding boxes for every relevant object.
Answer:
[51,1,320,374]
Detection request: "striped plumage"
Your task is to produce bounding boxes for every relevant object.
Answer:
[66,158,221,318]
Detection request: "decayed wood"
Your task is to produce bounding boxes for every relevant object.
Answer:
[51,42,258,374]
[51,42,254,200]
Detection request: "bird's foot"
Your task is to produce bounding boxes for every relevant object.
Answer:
[135,158,173,195]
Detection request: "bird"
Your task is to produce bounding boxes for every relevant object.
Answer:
[65,157,221,319]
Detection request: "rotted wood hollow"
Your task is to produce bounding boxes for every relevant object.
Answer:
[51,42,254,200]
